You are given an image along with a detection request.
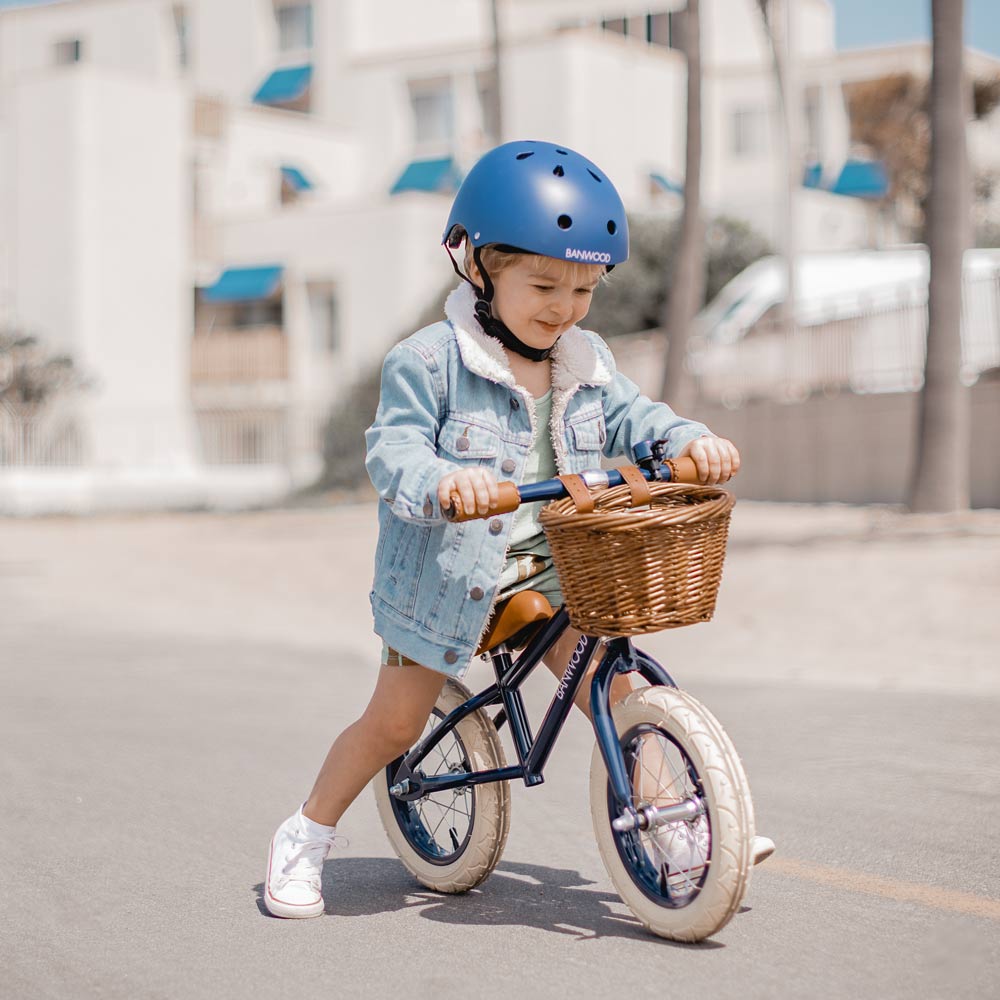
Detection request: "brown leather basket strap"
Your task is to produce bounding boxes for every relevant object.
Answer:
[618,465,653,508]
[557,474,595,513]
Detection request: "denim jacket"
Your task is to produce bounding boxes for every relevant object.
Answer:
[365,282,712,677]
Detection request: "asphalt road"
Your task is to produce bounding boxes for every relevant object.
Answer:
[2,501,998,999]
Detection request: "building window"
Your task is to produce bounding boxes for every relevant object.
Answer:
[276,2,313,52]
[626,16,647,39]
[409,78,454,148]
[280,165,313,205]
[173,6,190,68]
[54,39,83,65]
[252,65,313,114]
[308,284,338,353]
[601,17,627,36]
[233,300,283,329]
[804,85,823,163]
[476,69,500,145]
[648,10,684,51]
[731,107,769,157]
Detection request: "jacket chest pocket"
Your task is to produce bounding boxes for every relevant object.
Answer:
[567,407,607,456]
[438,417,501,465]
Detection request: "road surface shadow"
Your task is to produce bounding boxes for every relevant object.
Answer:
[253,856,729,947]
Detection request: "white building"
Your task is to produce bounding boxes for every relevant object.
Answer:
[0,0,912,511]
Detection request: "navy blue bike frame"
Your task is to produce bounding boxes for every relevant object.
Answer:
[388,447,684,820]
[387,618,678,818]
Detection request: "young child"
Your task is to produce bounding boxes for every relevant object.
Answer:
[264,140,771,918]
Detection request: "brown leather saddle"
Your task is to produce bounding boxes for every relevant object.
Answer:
[475,590,554,656]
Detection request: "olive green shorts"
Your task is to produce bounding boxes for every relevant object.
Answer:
[380,557,564,669]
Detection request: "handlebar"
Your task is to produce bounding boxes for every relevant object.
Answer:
[444,455,703,523]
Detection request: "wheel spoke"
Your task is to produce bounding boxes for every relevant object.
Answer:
[619,724,711,908]
[388,695,499,870]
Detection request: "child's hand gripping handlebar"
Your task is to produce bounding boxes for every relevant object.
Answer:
[443,454,702,524]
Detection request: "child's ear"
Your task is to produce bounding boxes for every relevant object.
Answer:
[466,256,482,286]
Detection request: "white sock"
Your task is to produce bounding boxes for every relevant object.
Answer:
[297,805,336,839]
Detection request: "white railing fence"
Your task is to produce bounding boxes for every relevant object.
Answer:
[0,401,87,467]
[0,403,326,471]
[191,327,288,383]
[688,273,1000,405]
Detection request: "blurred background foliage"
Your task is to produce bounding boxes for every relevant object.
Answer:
[0,331,89,419]
[845,71,1000,239]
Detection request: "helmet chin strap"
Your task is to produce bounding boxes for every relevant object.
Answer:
[445,245,557,363]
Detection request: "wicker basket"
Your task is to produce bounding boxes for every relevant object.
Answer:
[539,480,735,637]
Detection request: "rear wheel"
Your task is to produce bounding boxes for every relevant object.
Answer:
[374,678,510,893]
[590,685,755,942]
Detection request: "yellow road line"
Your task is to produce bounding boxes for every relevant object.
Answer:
[767,858,1000,921]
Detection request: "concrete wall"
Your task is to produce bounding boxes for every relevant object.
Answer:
[201,105,359,221]
[11,66,196,470]
[0,0,174,87]
[216,194,450,386]
[505,31,686,207]
[613,330,999,509]
[690,381,1000,509]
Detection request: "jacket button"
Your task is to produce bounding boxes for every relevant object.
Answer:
[470,586,484,600]
[423,499,434,517]
[510,397,520,411]
[444,650,459,665]
[489,518,503,535]
[501,459,516,475]
[456,437,470,452]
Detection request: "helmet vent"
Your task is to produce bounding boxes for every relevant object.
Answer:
[516,151,535,160]
[588,169,602,183]
[555,148,568,155]
[607,220,617,235]
[557,214,573,230]
[552,165,565,177]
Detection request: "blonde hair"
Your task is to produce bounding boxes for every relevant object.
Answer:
[463,242,608,288]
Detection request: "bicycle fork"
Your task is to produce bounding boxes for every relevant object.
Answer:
[591,637,706,834]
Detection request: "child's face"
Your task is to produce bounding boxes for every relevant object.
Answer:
[487,256,603,351]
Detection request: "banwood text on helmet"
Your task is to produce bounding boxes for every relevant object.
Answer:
[443,139,629,361]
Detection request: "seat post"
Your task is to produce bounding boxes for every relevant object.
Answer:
[489,647,536,772]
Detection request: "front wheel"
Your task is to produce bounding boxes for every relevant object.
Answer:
[374,678,510,893]
[590,685,756,942]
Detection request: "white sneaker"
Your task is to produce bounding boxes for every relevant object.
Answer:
[264,806,342,918]
[650,816,710,876]
[650,819,775,876]
[752,835,775,865]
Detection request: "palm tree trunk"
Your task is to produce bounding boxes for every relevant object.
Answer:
[909,0,971,511]
[488,0,504,142]
[658,0,704,412]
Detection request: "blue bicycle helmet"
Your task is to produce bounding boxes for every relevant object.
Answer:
[443,140,628,361]
[443,140,628,265]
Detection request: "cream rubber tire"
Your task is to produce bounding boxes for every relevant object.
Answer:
[375,678,511,893]
[589,685,755,942]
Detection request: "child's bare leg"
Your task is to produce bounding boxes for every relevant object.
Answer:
[543,628,671,804]
[302,661,447,827]
[542,626,637,723]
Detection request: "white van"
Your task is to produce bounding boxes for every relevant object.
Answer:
[688,247,1000,403]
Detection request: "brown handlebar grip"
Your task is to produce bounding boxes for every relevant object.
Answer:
[664,457,702,484]
[444,480,521,523]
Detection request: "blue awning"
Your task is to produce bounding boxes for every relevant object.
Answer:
[200,266,284,304]
[830,159,888,199]
[802,162,823,189]
[253,65,312,106]
[650,171,684,195]
[390,157,462,195]
[281,166,313,192]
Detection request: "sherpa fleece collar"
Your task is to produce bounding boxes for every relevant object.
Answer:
[443,282,612,393]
